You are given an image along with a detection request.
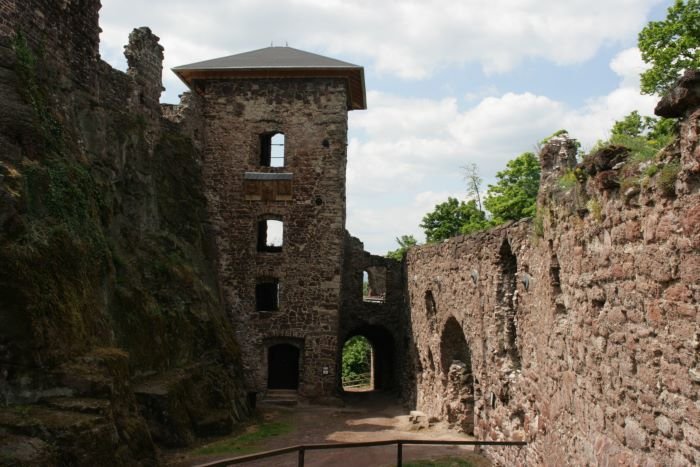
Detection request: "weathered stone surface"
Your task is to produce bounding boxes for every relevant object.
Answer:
[0,431,56,466]
[406,83,700,465]
[0,1,251,464]
[655,70,700,118]
[581,145,630,175]
[339,234,404,394]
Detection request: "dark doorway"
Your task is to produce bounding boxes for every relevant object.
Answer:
[267,344,299,389]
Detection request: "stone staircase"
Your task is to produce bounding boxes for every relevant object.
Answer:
[262,389,299,407]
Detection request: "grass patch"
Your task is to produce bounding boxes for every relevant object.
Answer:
[193,420,293,456]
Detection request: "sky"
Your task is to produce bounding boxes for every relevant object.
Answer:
[99,0,673,254]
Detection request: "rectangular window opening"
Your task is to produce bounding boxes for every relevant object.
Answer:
[260,132,285,167]
[256,280,279,311]
[363,266,387,303]
[257,219,283,252]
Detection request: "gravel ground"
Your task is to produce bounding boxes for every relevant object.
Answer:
[167,392,492,467]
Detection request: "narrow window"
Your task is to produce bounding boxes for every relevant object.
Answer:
[257,219,283,252]
[256,279,279,311]
[363,266,387,303]
[425,290,436,316]
[260,132,285,167]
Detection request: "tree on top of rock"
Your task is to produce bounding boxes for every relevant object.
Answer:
[638,0,700,95]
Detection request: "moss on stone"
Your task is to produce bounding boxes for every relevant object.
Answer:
[658,161,680,197]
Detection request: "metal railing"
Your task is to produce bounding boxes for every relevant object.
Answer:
[341,372,372,389]
[194,439,527,467]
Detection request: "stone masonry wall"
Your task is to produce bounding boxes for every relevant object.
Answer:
[339,233,405,394]
[406,75,700,466]
[199,78,349,398]
[0,1,252,464]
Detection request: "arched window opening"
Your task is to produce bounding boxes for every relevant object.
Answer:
[362,266,386,303]
[341,336,374,392]
[260,132,285,167]
[256,278,279,311]
[257,219,283,252]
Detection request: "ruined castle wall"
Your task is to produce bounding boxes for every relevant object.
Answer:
[407,88,700,465]
[0,1,252,463]
[0,0,100,90]
[339,233,405,393]
[199,78,348,398]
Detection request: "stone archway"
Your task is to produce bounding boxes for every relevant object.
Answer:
[340,324,395,393]
[439,316,475,434]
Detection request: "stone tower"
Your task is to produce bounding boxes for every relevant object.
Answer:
[173,47,366,398]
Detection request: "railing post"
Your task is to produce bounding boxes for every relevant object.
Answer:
[298,447,305,467]
[396,441,402,467]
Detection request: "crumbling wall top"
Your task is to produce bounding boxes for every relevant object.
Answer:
[125,27,164,112]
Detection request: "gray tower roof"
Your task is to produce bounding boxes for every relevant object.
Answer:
[173,46,366,110]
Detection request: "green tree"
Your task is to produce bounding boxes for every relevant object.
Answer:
[483,152,541,223]
[386,234,418,260]
[611,111,646,138]
[342,336,371,380]
[420,198,488,243]
[638,0,700,95]
[604,111,677,159]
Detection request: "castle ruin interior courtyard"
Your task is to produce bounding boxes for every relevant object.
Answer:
[0,1,699,466]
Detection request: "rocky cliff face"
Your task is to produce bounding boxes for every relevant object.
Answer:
[406,71,700,466]
[0,2,250,465]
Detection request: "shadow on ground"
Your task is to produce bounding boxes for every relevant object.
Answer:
[166,391,492,467]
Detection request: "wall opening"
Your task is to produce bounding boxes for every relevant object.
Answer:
[267,343,299,389]
[439,316,475,434]
[498,239,521,370]
[260,132,285,167]
[341,336,374,391]
[340,325,395,393]
[363,266,386,303]
[425,290,437,331]
[257,219,283,252]
[256,279,279,311]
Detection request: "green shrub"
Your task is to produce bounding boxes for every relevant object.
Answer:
[658,162,681,196]
[586,198,602,222]
[557,169,577,190]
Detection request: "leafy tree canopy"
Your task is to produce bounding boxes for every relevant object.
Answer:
[386,234,419,260]
[483,152,541,223]
[638,0,700,95]
[420,198,488,243]
[602,111,678,159]
[342,336,371,381]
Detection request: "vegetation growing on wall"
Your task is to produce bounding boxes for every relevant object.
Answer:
[639,0,700,95]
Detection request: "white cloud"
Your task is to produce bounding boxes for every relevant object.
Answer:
[346,47,660,253]
[99,0,664,100]
[96,1,666,254]
[610,47,650,87]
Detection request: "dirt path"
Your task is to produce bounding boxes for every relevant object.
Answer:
[166,392,491,467]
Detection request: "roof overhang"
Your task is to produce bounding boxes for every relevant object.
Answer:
[172,66,366,111]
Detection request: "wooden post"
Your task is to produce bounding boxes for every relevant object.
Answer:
[397,441,403,467]
[298,447,305,467]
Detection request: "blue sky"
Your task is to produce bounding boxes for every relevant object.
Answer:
[99,0,673,254]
